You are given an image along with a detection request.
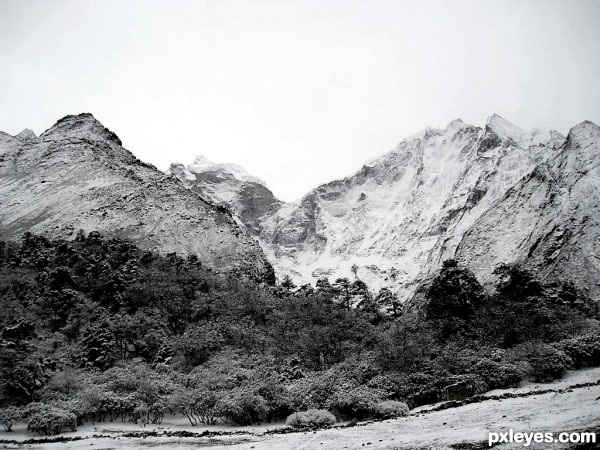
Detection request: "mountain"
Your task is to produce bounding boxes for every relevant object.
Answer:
[0,113,274,281]
[455,120,600,299]
[168,115,577,301]
[166,156,282,235]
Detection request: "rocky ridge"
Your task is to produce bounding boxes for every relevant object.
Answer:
[0,113,274,282]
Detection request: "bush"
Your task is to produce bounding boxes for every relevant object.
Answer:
[25,404,77,435]
[396,373,445,408]
[554,332,600,369]
[191,389,221,425]
[286,409,336,428]
[0,406,23,432]
[216,390,268,426]
[288,373,337,411]
[373,401,409,419]
[470,358,522,389]
[366,373,402,398]
[444,374,488,400]
[516,344,573,383]
[327,384,384,420]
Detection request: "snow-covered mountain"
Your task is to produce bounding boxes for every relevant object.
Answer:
[456,120,600,300]
[0,113,274,282]
[169,114,591,301]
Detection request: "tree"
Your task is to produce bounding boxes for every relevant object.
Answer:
[280,275,296,294]
[0,406,23,431]
[315,278,335,298]
[375,288,402,319]
[424,259,484,338]
[333,278,352,309]
[493,263,543,300]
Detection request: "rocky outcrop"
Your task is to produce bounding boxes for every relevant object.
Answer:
[167,156,283,235]
[455,121,600,300]
[0,114,274,282]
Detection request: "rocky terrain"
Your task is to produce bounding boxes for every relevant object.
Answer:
[0,114,273,281]
[456,120,600,300]
[170,115,597,301]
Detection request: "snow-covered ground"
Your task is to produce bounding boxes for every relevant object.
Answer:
[2,367,599,449]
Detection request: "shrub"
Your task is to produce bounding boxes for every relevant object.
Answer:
[444,374,488,400]
[327,384,384,420]
[25,404,77,435]
[250,375,293,423]
[288,373,337,411]
[167,388,198,426]
[373,401,409,419]
[431,346,484,375]
[0,406,23,432]
[518,344,573,383]
[286,409,336,428]
[395,373,445,408]
[554,333,600,369]
[367,373,402,398]
[470,358,522,389]
[216,390,268,426]
[191,389,221,425]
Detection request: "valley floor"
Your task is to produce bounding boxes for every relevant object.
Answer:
[1,367,599,450]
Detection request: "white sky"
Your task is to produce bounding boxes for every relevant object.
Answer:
[1,0,599,201]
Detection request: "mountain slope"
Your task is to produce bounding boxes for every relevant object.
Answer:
[455,120,600,299]
[166,116,600,301]
[251,115,564,299]
[0,113,274,281]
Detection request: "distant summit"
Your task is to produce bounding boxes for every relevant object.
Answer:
[41,113,123,146]
[167,156,282,235]
[15,128,37,142]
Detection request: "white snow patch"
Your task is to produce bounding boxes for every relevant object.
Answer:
[188,155,266,186]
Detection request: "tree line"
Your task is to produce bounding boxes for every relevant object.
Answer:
[0,232,598,434]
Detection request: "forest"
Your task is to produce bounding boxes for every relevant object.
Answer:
[0,231,599,435]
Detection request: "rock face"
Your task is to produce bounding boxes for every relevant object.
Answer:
[166,156,282,235]
[456,121,600,300]
[169,115,579,300]
[0,113,274,282]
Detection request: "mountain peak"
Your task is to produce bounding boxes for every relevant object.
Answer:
[166,162,196,181]
[485,114,525,141]
[187,155,266,186]
[40,113,122,146]
[446,118,470,134]
[483,114,565,149]
[15,129,37,142]
[563,120,600,165]
[568,120,600,137]
[448,118,465,126]
[565,120,600,146]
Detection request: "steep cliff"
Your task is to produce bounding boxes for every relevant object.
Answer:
[456,121,600,300]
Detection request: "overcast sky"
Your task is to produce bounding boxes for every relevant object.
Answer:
[1,0,599,201]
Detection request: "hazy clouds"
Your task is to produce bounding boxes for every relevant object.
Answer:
[1,0,599,200]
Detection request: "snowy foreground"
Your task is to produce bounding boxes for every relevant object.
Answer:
[1,367,599,450]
